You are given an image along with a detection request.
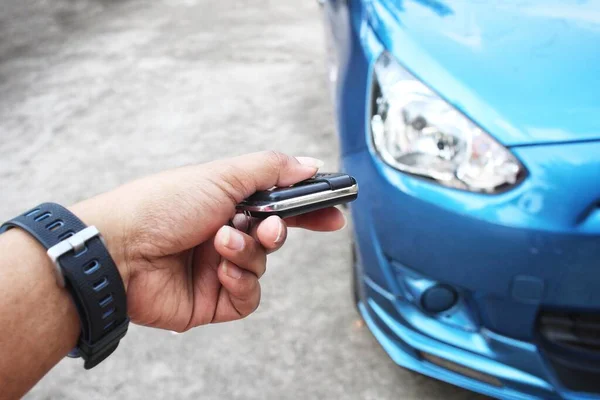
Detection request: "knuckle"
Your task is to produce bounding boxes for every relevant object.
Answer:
[238,285,261,317]
[171,324,190,334]
[263,150,290,172]
[205,166,248,206]
[236,276,259,299]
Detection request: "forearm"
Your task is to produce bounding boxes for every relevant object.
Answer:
[0,229,80,399]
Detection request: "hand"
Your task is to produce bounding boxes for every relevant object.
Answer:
[71,151,345,332]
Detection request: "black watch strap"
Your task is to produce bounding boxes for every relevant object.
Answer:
[0,203,129,369]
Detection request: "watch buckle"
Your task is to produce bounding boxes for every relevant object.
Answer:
[47,226,102,287]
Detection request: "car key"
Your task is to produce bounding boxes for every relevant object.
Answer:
[236,173,358,219]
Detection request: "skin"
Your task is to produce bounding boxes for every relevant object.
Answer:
[0,151,345,399]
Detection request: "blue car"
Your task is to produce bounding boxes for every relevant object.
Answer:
[321,0,600,399]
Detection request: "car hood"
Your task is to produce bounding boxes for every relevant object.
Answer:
[367,0,600,146]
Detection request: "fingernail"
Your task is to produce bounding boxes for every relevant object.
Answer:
[222,227,244,250]
[296,156,325,169]
[222,260,243,279]
[340,213,348,230]
[274,218,285,244]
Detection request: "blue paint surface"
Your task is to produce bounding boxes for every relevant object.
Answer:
[324,0,600,398]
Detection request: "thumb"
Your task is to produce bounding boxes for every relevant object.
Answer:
[203,151,324,204]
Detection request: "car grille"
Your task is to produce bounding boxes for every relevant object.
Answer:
[540,311,600,351]
[538,310,600,393]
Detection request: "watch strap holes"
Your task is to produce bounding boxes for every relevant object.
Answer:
[99,293,113,308]
[58,230,75,241]
[25,208,41,217]
[103,321,115,331]
[83,260,100,275]
[34,212,52,222]
[93,277,109,292]
[46,220,64,232]
[102,307,116,319]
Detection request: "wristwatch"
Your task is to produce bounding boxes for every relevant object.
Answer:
[0,203,129,369]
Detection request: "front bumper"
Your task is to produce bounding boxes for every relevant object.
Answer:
[343,141,600,399]
[358,288,550,399]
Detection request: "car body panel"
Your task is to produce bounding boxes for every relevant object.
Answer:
[323,0,600,398]
[343,144,600,398]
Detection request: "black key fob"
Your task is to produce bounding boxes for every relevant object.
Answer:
[236,173,358,219]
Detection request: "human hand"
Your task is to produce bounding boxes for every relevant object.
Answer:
[71,151,345,332]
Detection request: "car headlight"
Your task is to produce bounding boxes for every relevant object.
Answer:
[370,52,524,193]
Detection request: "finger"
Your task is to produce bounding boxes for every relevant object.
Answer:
[204,151,324,205]
[231,213,251,233]
[214,260,261,322]
[214,225,267,277]
[250,215,287,254]
[284,207,346,232]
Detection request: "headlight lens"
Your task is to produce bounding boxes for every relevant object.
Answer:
[370,52,524,193]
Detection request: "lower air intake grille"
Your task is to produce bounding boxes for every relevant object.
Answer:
[538,311,600,393]
[540,311,600,351]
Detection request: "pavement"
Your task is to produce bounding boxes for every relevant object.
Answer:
[0,0,485,398]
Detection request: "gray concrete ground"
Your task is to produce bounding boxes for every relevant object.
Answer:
[0,0,485,398]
